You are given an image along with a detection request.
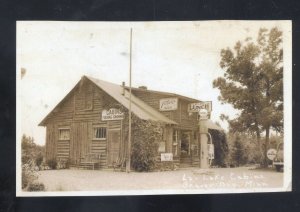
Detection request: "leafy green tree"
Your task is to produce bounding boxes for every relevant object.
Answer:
[230,135,247,167]
[131,117,163,172]
[213,27,283,166]
[21,134,46,190]
[208,129,228,167]
[22,134,45,165]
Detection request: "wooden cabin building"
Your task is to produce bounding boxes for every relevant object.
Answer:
[39,76,223,169]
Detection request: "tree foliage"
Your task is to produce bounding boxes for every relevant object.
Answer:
[230,135,248,167]
[131,117,163,172]
[21,134,45,191]
[209,129,228,167]
[213,27,283,166]
[21,134,45,166]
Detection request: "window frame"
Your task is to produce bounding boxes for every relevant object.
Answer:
[58,127,71,141]
[93,126,107,140]
[172,129,179,156]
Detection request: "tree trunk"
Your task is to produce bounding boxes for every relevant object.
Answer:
[256,128,264,165]
[263,126,270,167]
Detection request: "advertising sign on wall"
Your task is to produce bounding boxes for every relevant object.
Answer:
[159,98,178,111]
[188,101,212,113]
[161,153,173,161]
[102,108,124,121]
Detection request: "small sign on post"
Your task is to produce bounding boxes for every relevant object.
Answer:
[267,148,277,161]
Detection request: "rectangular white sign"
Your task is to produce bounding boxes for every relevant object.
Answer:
[208,144,214,159]
[161,153,173,161]
[102,108,124,121]
[188,101,212,113]
[159,98,178,111]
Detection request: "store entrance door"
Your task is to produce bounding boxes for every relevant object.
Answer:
[107,129,121,166]
[180,131,192,167]
[180,132,190,156]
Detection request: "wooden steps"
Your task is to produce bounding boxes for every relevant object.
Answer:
[180,156,192,168]
[180,156,200,168]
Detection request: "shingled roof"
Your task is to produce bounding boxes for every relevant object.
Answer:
[86,76,177,125]
[39,76,177,126]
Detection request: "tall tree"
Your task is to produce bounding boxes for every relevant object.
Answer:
[213,27,283,166]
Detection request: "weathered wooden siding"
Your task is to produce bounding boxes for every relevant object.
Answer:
[45,123,57,161]
[45,80,118,125]
[90,140,107,167]
[56,140,70,160]
[70,122,89,164]
[176,100,198,130]
[121,119,128,161]
[44,79,124,167]
[131,90,171,111]
[131,91,174,120]
[164,126,173,153]
[45,97,74,124]
[44,79,201,169]
[132,90,198,130]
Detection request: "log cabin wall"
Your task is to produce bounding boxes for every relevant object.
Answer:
[132,89,200,165]
[44,79,124,168]
[131,90,173,120]
[131,90,199,131]
[43,79,201,169]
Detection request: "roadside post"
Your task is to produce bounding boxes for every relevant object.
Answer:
[267,148,277,168]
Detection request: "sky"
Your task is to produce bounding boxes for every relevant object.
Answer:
[16,21,291,145]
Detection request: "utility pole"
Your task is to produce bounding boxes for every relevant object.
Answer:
[126,28,133,173]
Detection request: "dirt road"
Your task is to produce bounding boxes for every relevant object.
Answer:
[36,167,283,192]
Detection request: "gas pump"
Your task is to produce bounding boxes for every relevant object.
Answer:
[198,108,216,168]
[187,102,214,169]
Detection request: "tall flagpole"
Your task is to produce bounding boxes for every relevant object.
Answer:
[126,28,133,173]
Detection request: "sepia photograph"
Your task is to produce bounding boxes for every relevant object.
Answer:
[16,21,292,196]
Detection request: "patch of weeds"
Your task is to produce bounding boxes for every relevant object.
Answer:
[27,182,46,191]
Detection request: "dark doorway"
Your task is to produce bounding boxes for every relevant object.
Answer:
[180,132,190,156]
[107,129,121,166]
